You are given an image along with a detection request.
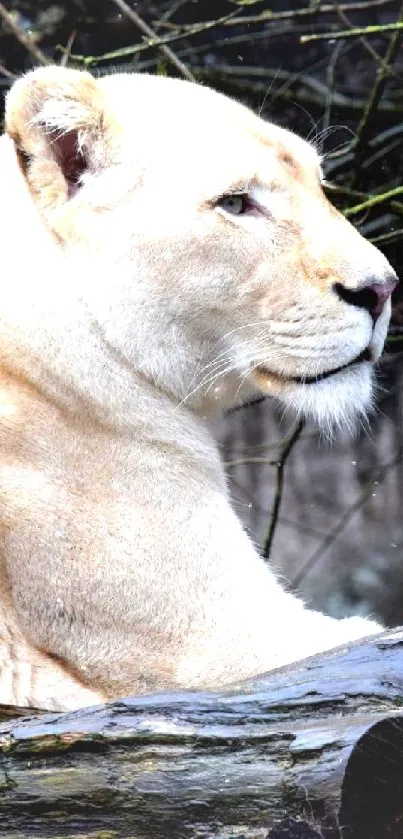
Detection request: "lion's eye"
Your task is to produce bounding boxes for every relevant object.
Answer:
[218,193,250,215]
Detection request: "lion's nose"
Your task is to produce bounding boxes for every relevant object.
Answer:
[333,276,397,324]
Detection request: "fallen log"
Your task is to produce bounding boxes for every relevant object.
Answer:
[0,628,403,839]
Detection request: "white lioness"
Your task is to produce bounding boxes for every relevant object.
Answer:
[0,67,396,711]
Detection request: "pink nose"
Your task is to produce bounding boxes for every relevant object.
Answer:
[333,277,398,324]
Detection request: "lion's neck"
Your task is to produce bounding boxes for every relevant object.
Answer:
[0,136,255,423]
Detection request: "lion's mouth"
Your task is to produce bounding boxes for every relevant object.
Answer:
[255,347,372,387]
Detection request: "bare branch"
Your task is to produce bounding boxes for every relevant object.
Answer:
[370,228,403,245]
[110,0,196,82]
[71,9,239,65]
[227,0,394,18]
[301,21,403,42]
[291,447,403,588]
[343,186,403,217]
[263,420,305,562]
[350,0,403,183]
[0,61,15,79]
[60,29,77,67]
[0,2,49,66]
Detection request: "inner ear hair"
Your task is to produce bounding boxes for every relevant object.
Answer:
[47,128,87,197]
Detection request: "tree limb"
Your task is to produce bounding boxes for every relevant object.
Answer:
[110,0,196,82]
[0,3,49,66]
[263,420,305,561]
[0,629,403,837]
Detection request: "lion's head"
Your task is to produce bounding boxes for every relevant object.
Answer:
[4,67,397,429]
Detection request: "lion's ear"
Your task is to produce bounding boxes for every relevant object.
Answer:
[5,66,108,205]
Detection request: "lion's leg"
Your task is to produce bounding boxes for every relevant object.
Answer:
[0,616,105,711]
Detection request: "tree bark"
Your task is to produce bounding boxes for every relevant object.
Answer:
[0,628,403,839]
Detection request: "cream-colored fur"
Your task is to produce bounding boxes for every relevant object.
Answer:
[0,67,396,711]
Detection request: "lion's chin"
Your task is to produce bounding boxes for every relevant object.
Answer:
[251,359,374,433]
[253,347,372,392]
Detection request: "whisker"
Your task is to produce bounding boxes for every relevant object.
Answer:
[178,358,235,408]
[185,320,273,397]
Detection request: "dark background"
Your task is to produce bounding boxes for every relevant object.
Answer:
[2,0,403,624]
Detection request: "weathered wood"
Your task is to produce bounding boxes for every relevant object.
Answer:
[0,628,402,839]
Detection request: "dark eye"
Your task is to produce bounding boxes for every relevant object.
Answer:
[218,193,250,215]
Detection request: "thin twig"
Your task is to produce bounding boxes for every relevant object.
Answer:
[158,0,193,25]
[224,429,318,462]
[60,29,76,67]
[351,0,403,184]
[71,9,239,65]
[343,186,403,217]
[322,40,344,143]
[0,3,49,66]
[291,448,403,588]
[0,61,15,79]
[370,228,403,245]
[263,420,305,562]
[326,183,403,216]
[225,457,279,468]
[227,0,394,21]
[193,68,403,115]
[194,62,351,104]
[110,0,196,82]
[334,0,401,74]
[361,137,403,173]
[300,21,403,42]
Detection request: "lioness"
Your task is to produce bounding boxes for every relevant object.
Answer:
[0,67,397,711]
